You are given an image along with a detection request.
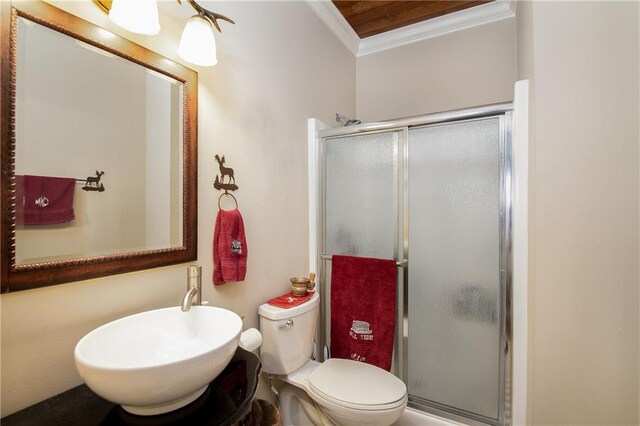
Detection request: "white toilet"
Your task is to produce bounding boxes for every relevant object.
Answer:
[258,292,407,426]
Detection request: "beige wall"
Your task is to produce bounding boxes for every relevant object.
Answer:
[355,18,517,122]
[0,0,355,416]
[517,1,640,424]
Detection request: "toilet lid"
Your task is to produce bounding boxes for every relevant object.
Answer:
[307,359,406,407]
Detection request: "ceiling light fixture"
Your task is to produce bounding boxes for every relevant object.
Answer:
[95,0,234,67]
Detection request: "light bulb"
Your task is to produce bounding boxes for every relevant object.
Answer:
[109,0,160,36]
[178,15,217,67]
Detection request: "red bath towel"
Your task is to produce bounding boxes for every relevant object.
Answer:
[14,175,76,225]
[330,255,397,371]
[213,209,248,286]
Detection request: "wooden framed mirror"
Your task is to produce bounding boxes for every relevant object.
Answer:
[1,1,198,292]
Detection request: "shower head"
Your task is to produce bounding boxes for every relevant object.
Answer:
[335,113,361,127]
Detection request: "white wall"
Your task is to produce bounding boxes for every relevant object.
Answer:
[145,74,180,249]
[517,1,640,424]
[356,18,517,122]
[0,0,355,416]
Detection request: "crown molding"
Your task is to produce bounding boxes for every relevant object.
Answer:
[358,0,515,56]
[306,0,515,58]
[305,0,360,55]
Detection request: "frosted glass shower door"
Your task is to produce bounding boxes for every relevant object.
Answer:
[321,131,403,369]
[408,118,504,422]
[324,131,400,260]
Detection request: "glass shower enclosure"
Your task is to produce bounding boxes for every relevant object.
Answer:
[317,104,513,426]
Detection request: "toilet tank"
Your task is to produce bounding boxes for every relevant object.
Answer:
[258,292,319,375]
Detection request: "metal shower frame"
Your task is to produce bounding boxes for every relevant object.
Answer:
[315,102,513,426]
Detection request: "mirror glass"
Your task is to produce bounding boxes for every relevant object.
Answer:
[14,17,184,265]
[1,2,197,291]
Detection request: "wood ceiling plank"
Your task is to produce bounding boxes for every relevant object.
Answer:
[333,1,398,20]
[333,0,492,38]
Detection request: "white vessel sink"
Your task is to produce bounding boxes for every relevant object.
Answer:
[74,306,243,416]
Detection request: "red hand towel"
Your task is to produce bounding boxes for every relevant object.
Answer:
[14,175,76,225]
[267,291,314,309]
[213,209,248,286]
[330,255,397,371]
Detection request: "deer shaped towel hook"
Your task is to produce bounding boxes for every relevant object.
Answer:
[76,170,105,192]
[214,154,238,194]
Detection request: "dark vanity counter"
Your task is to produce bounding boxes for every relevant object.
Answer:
[2,348,262,426]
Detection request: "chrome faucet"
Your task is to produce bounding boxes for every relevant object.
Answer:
[181,265,202,312]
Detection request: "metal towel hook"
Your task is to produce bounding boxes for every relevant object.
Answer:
[217,192,238,210]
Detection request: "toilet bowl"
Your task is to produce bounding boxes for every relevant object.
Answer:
[258,292,407,426]
[278,382,333,426]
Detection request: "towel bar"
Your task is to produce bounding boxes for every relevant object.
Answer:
[320,254,407,267]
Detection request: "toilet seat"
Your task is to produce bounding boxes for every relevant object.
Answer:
[307,359,407,411]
